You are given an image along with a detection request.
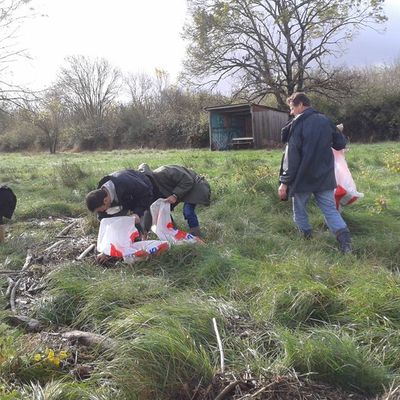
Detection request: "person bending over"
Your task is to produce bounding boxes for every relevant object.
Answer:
[138,163,211,238]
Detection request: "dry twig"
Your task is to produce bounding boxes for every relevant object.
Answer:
[9,278,21,313]
[213,317,225,373]
[57,220,78,237]
[44,240,66,253]
[214,381,240,400]
[76,243,96,260]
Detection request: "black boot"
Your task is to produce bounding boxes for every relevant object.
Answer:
[336,229,352,254]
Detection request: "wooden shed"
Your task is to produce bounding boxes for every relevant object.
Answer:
[205,103,288,150]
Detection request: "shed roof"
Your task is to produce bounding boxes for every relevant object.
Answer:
[204,103,286,114]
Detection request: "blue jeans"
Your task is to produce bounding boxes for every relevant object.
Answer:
[292,190,347,235]
[183,203,199,228]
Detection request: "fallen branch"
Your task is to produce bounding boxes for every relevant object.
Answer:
[248,381,277,398]
[213,317,225,373]
[76,243,96,261]
[57,220,78,237]
[6,314,44,332]
[9,278,21,313]
[0,270,23,275]
[214,381,240,400]
[5,277,14,297]
[62,330,116,351]
[22,250,33,271]
[44,240,66,253]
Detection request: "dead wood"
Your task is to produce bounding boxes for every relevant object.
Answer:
[0,270,23,275]
[213,317,225,373]
[44,240,66,253]
[5,277,14,297]
[214,381,241,400]
[5,314,44,332]
[76,243,96,260]
[62,330,116,350]
[22,250,33,271]
[57,220,78,237]
[9,278,21,313]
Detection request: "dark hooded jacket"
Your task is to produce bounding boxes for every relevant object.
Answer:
[279,107,346,196]
[138,164,211,206]
[97,169,153,219]
[0,185,17,224]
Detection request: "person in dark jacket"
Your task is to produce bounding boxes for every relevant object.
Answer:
[85,169,154,228]
[278,92,352,253]
[138,163,211,238]
[0,185,17,242]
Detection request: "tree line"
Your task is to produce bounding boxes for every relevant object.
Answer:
[0,0,398,153]
[0,57,227,153]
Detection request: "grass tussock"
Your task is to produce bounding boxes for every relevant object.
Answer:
[104,321,214,400]
[1,144,400,398]
[281,327,391,395]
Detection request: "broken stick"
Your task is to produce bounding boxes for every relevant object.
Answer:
[213,317,225,373]
[57,220,78,237]
[76,243,96,260]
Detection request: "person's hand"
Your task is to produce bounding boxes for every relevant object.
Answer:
[97,253,111,264]
[165,194,178,204]
[278,183,288,201]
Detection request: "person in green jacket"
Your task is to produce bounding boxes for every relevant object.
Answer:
[138,164,211,238]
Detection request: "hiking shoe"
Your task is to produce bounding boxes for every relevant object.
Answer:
[302,229,312,239]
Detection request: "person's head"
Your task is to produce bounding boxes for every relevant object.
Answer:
[287,92,311,116]
[85,189,111,213]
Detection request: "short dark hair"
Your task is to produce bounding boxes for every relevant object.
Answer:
[85,189,106,212]
[287,92,311,107]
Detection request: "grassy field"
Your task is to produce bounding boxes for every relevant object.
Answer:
[0,143,399,399]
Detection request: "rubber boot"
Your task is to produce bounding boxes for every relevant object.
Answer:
[0,225,5,243]
[189,226,202,238]
[336,229,352,254]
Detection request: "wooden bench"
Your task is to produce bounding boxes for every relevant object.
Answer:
[231,137,254,149]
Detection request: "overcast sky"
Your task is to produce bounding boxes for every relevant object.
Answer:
[9,0,400,90]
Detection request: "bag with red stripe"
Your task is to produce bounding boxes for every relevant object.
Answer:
[97,216,169,264]
[333,149,364,210]
[150,198,202,244]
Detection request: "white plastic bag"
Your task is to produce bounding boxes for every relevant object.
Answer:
[333,149,364,209]
[150,198,201,244]
[97,216,169,263]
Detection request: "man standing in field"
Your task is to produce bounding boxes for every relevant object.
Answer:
[278,92,352,253]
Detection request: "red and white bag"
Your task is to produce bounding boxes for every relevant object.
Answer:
[97,216,169,264]
[150,198,201,244]
[333,149,364,209]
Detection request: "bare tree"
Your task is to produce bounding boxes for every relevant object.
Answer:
[57,55,121,122]
[124,72,156,112]
[22,87,69,153]
[183,0,387,108]
[0,0,35,106]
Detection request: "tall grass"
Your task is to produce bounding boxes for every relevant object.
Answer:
[1,143,400,398]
